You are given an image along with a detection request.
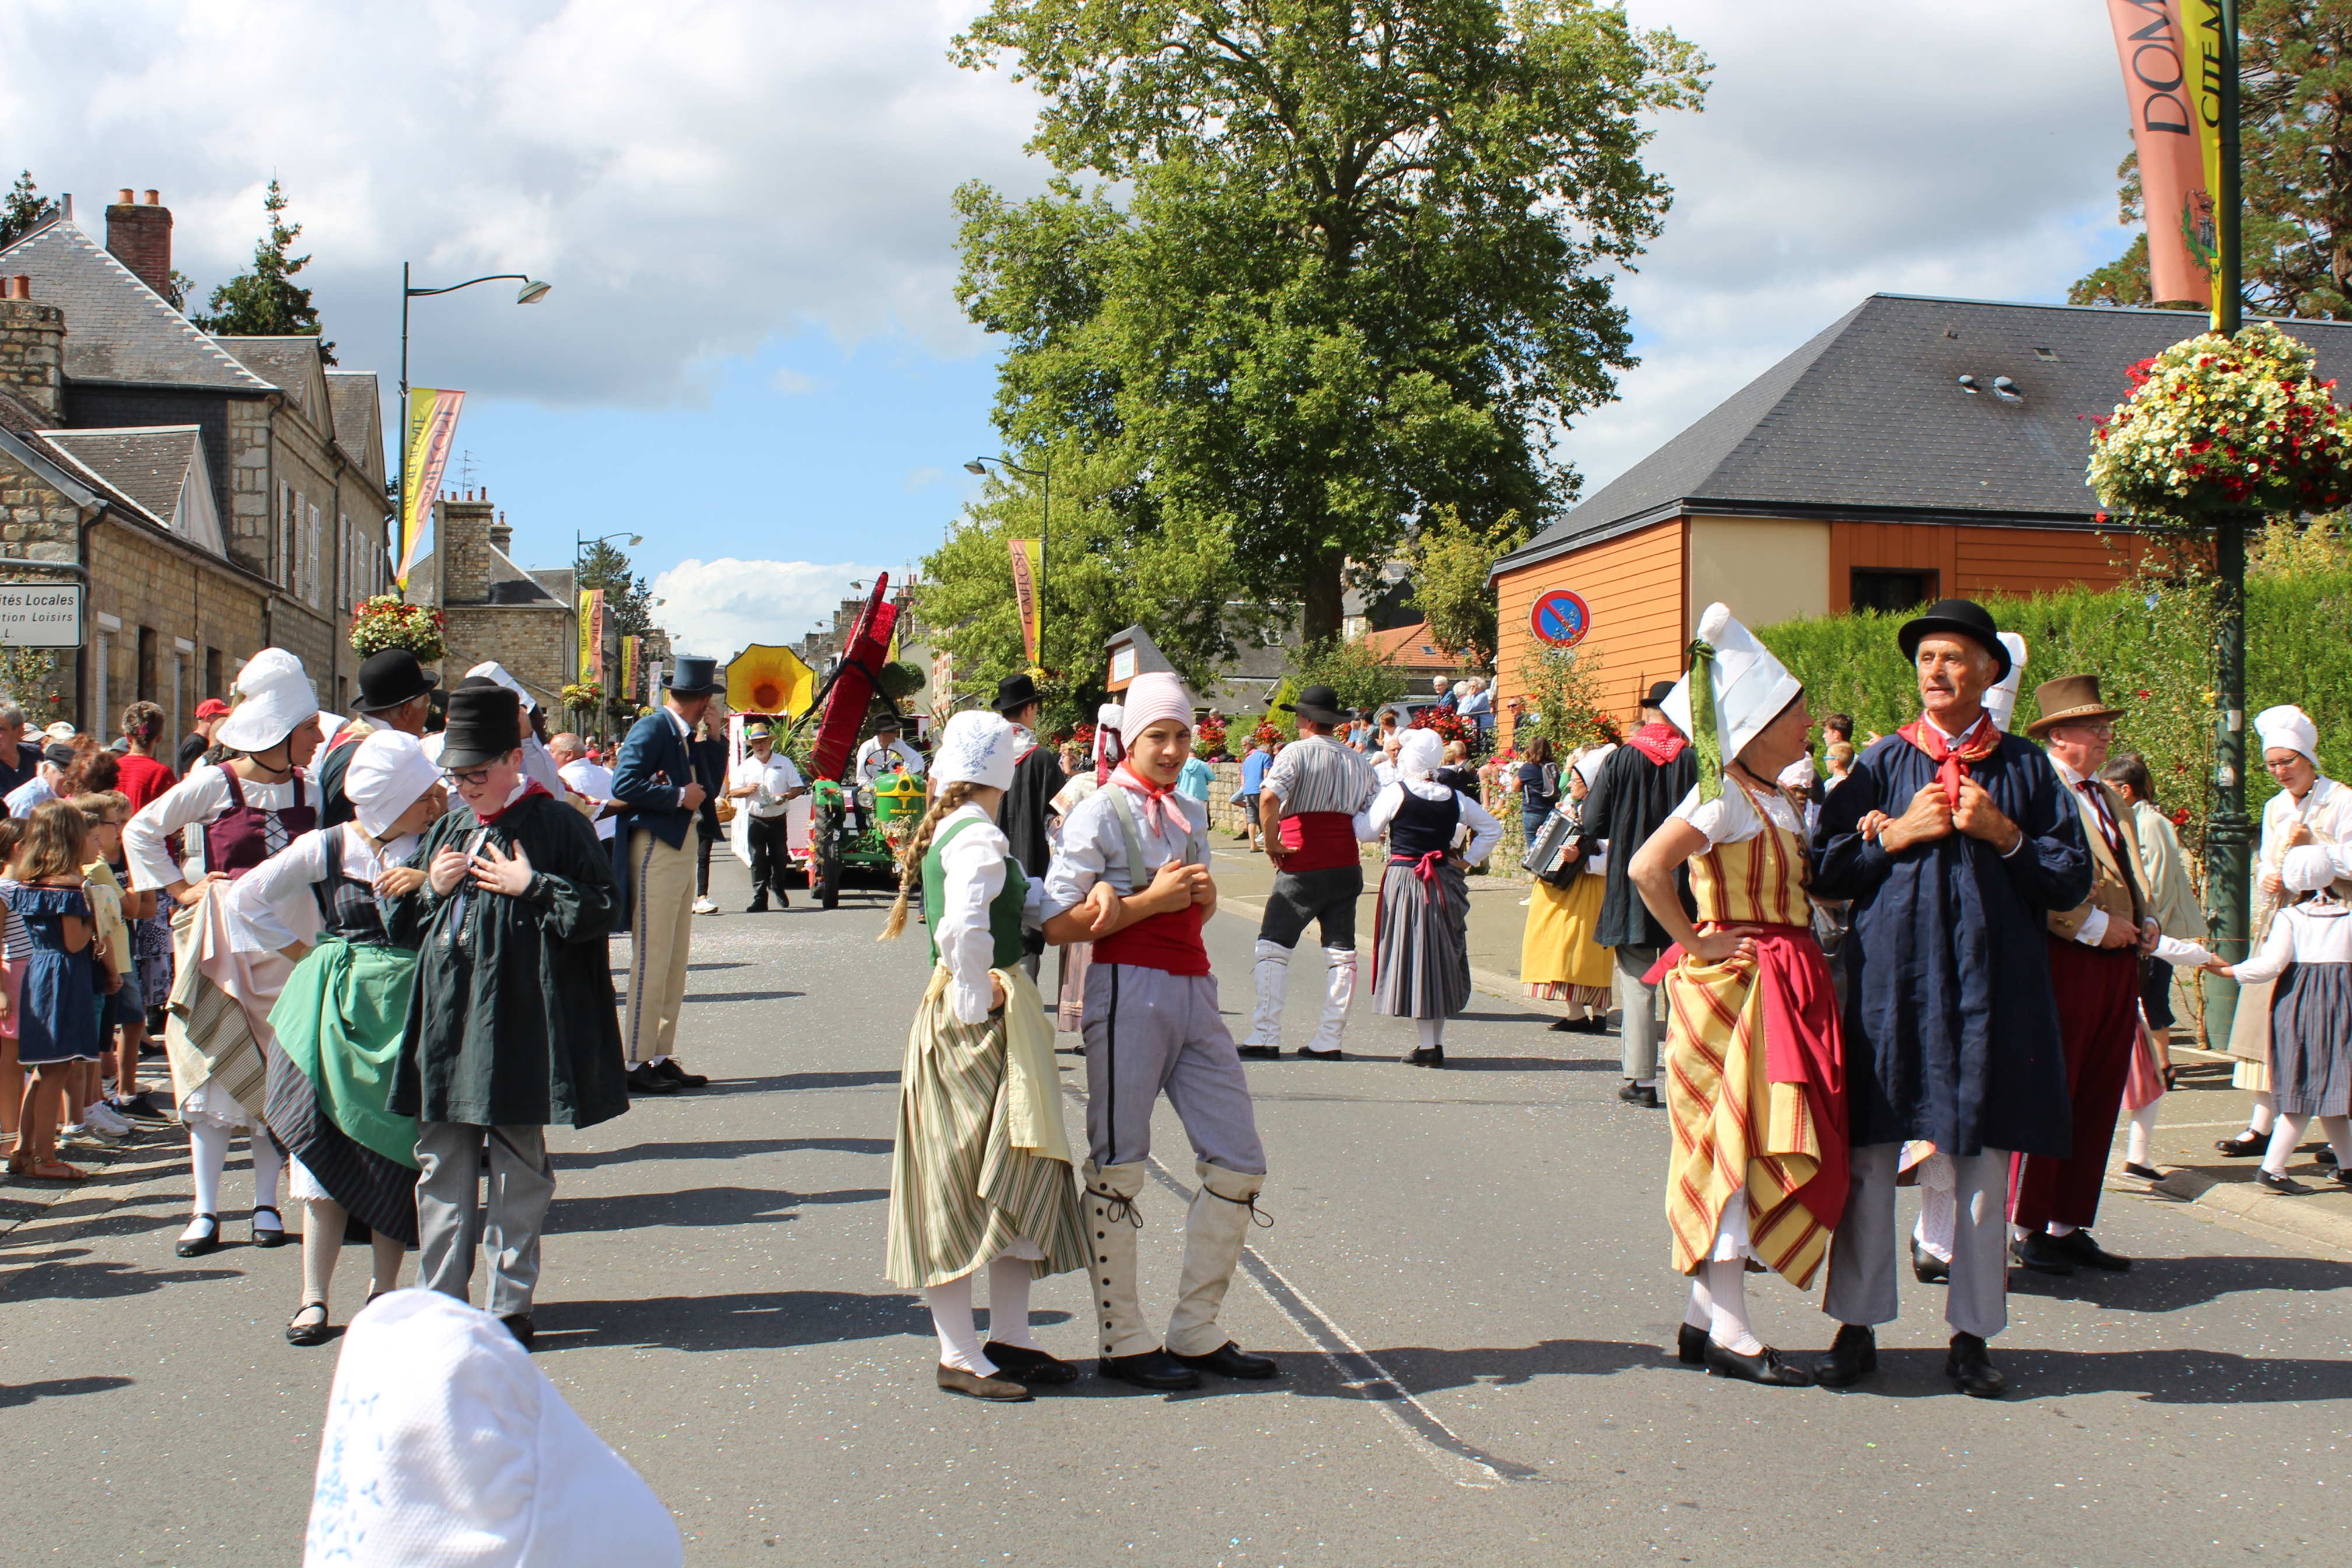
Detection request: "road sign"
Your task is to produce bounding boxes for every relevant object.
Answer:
[0,583,83,648]
[1529,589,1590,649]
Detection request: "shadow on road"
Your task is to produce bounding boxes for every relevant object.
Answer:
[683,990,806,1005]
[547,1184,886,1233]
[0,1259,241,1300]
[2007,1253,2352,1314]
[532,1288,1072,1353]
[0,1374,134,1408]
[1280,1338,1666,1399]
[563,1137,891,1170]
[715,1069,901,1094]
[1814,1345,2352,1404]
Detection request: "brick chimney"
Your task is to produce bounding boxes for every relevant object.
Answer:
[488,506,513,558]
[0,278,67,421]
[438,491,498,605]
[106,188,173,300]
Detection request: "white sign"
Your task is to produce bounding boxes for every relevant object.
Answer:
[0,583,83,648]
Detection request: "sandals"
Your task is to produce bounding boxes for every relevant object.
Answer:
[8,1154,89,1182]
[286,1301,333,1347]
[176,1213,222,1258]
[250,1205,290,1248]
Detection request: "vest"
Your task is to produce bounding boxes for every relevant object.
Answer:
[1387,788,1461,860]
[1686,781,1811,931]
[923,817,1027,971]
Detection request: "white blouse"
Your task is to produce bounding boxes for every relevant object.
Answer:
[1669,782,1805,848]
[229,823,421,954]
[1354,780,1504,866]
[2232,900,2352,985]
[123,762,316,893]
[2261,776,2352,879]
[933,804,1043,1026]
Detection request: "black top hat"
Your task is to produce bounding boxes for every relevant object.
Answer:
[1898,598,2011,681]
[665,654,720,696]
[1643,680,1678,709]
[439,680,524,770]
[1280,684,1352,726]
[354,648,439,714]
[991,673,1043,715]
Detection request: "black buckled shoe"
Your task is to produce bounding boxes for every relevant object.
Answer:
[2214,1130,2267,1157]
[1098,1349,1202,1391]
[1676,1324,1707,1366]
[2010,1232,2076,1276]
[1910,1238,1950,1284]
[2256,1170,2312,1195]
[2050,1230,2130,1272]
[1171,1341,1278,1380]
[175,1213,221,1258]
[1702,1339,1814,1387]
[2121,1161,2164,1182]
[984,1342,1080,1385]
[1405,1046,1445,1068]
[2316,1146,2340,1169]
[625,1062,677,1096]
[285,1301,333,1347]
[1237,1044,1281,1060]
[1813,1324,1877,1388]
[502,1312,536,1350]
[1618,1082,1658,1107]
[654,1059,709,1088]
[250,1206,289,1248]
[939,1364,1032,1402]
[1946,1332,2007,1398]
[1296,1047,1343,1062]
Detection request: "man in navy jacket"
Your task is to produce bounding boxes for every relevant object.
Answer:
[611,654,721,1096]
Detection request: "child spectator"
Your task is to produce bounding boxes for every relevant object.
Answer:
[5,799,103,1179]
[0,817,24,1158]
[2217,845,2352,1193]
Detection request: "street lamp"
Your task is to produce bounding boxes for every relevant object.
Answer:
[400,265,552,617]
[965,454,1049,667]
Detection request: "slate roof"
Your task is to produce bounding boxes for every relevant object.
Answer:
[213,337,326,421]
[40,427,197,522]
[0,387,172,533]
[0,218,272,391]
[325,372,384,478]
[1496,293,2352,577]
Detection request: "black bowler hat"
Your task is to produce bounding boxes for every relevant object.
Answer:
[439,680,523,769]
[1280,684,1352,726]
[1643,680,1678,709]
[991,672,1042,715]
[354,649,439,714]
[665,654,720,696]
[1898,598,2011,682]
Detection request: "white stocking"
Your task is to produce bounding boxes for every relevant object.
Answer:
[302,1199,344,1307]
[1702,1258,1762,1356]
[1417,1018,1444,1051]
[1684,1272,1713,1331]
[185,1120,230,1240]
[250,1131,285,1220]
[2262,1112,2310,1176]
[2246,1091,2277,1138]
[986,1255,1039,1350]
[925,1272,997,1376]
[2126,1101,2160,1167]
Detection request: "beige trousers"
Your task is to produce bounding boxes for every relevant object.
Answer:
[626,828,696,1064]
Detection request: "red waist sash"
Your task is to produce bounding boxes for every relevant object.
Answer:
[1094,905,1210,977]
[1278,811,1358,872]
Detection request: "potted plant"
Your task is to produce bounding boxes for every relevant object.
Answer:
[348,594,447,664]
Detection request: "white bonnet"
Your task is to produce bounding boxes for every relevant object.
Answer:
[933,709,1019,793]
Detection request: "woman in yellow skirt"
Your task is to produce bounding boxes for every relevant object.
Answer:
[1521,745,1615,1029]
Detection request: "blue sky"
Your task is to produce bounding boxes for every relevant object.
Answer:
[2,0,2148,663]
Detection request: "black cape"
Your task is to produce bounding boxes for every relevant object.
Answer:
[1001,743,1066,884]
[1580,739,1696,949]
[1812,730,2092,1157]
[386,789,631,1130]
[315,732,360,828]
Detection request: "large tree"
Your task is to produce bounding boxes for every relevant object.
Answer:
[0,170,58,251]
[194,180,337,358]
[576,539,656,638]
[2073,0,2352,318]
[953,0,1708,642]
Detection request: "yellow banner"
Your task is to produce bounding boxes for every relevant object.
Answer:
[577,590,603,684]
[1009,537,1042,665]
[2176,0,2229,326]
[398,387,464,589]
[621,635,640,700]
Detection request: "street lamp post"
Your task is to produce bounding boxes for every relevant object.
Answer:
[398,265,552,620]
[2206,3,2254,1027]
[964,454,1049,668]
[575,530,642,734]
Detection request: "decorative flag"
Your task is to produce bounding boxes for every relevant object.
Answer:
[397,388,464,589]
[621,635,640,701]
[2103,1,2214,308]
[2177,0,2232,325]
[726,643,816,717]
[578,590,604,683]
[1008,538,1043,664]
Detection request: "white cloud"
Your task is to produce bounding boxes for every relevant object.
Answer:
[902,465,945,492]
[650,557,885,662]
[767,367,818,395]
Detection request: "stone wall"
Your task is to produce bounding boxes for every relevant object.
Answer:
[441,604,573,713]
[225,395,272,580]
[0,297,66,421]
[87,517,268,734]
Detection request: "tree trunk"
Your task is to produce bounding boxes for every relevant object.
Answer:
[1300,547,1346,646]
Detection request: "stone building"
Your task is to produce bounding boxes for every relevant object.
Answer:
[0,192,393,722]
[409,493,575,713]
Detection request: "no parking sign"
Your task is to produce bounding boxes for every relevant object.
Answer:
[1530,589,1591,648]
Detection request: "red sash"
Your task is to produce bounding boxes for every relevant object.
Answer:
[1094,905,1210,977]
[1278,811,1358,872]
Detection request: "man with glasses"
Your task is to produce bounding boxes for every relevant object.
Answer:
[2010,675,2158,1278]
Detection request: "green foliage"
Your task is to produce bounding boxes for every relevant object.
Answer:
[0,170,58,251]
[952,0,1710,640]
[576,540,656,638]
[1403,506,1530,672]
[193,181,336,359]
[1259,636,1408,741]
[1512,640,1620,755]
[916,443,1250,736]
[0,647,65,723]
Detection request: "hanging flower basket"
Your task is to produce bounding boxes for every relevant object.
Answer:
[349,594,447,663]
[2088,323,2352,522]
[561,681,604,710]
[1195,712,1230,761]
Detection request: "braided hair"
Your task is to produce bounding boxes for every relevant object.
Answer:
[878,780,985,943]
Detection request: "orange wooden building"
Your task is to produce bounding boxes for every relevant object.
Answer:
[1490,293,2352,725]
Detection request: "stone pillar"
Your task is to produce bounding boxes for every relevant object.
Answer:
[0,286,66,422]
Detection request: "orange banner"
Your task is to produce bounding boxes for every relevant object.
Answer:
[1008,538,1042,665]
[2104,0,2214,307]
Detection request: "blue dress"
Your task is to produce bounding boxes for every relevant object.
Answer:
[4,884,99,1066]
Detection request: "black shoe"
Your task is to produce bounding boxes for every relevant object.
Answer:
[654,1059,709,1088]
[2050,1230,2131,1272]
[939,1363,1032,1401]
[983,1342,1079,1385]
[746,900,769,914]
[175,1213,221,1258]
[250,1206,289,1248]
[1676,1324,1707,1366]
[1814,1324,1877,1387]
[113,1092,173,1127]
[1945,1332,2007,1398]
[502,1312,536,1350]
[1405,1046,1444,1068]
[1296,1046,1343,1062]
[1098,1349,1203,1391]
[1703,1339,1814,1386]
[2214,1130,2267,1157]
[2330,1168,2352,1192]
[1618,1082,1658,1107]
[2317,1146,2340,1169]
[626,1062,678,1096]
[1170,1340,1278,1380]
[285,1302,332,1347]
[2256,1170,2313,1195]
[2122,1161,2164,1182]
[2011,1232,2075,1276]
[1910,1238,1950,1284]
[1237,1043,1281,1060]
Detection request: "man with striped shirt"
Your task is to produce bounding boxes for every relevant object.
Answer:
[1240,685,1380,1061]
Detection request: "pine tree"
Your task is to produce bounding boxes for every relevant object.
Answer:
[193,180,337,359]
[0,170,58,251]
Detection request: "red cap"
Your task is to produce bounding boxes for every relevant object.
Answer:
[195,698,232,719]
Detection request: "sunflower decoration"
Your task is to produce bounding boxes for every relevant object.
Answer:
[727,643,816,718]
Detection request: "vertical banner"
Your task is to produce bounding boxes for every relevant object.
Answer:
[2176,0,2230,324]
[577,589,604,683]
[621,635,640,701]
[397,388,465,589]
[2103,1,2214,307]
[1007,537,1042,666]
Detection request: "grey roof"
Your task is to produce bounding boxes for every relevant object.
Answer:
[213,337,327,421]
[0,387,170,532]
[325,372,384,480]
[0,219,272,391]
[1497,293,2352,575]
[40,426,197,522]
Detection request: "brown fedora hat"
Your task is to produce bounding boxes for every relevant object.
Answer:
[2025,674,2125,739]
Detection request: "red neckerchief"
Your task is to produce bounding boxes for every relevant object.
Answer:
[1899,713,2000,807]
[1114,760,1184,838]
[475,779,551,826]
[1628,721,1686,765]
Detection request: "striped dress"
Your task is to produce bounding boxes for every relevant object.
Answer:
[886,811,1085,1290]
[1661,780,1848,1289]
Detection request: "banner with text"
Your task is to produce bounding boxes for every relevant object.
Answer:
[2102,0,2214,307]
[578,590,604,685]
[2176,0,2230,324]
[397,388,465,589]
[1008,538,1042,665]
[621,635,640,701]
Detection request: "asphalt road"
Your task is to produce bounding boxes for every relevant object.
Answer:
[4,845,2350,1566]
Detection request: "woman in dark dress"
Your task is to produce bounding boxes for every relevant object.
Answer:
[1360,730,1502,1068]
